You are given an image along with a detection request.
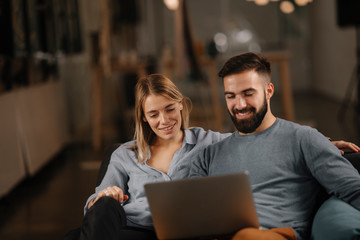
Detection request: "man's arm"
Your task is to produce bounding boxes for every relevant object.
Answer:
[304,131,360,210]
[189,147,210,178]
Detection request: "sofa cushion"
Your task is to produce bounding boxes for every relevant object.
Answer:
[311,196,360,240]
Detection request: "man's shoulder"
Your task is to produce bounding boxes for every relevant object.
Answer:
[203,131,235,150]
[275,118,323,143]
[276,118,315,133]
[186,127,231,142]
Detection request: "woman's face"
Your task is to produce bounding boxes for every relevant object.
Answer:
[142,94,183,142]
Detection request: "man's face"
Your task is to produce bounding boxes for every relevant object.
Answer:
[224,70,271,134]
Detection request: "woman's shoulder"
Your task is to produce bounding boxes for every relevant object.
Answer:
[111,140,137,159]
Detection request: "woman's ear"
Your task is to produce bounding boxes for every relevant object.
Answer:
[143,116,147,122]
[179,102,183,110]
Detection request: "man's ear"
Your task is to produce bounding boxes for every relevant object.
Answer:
[266,83,274,99]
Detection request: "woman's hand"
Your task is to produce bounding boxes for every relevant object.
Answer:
[331,140,360,155]
[88,186,129,209]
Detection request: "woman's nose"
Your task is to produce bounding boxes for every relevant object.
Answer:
[159,113,170,123]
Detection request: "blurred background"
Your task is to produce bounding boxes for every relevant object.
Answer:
[1,0,360,239]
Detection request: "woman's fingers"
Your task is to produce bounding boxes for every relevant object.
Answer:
[98,186,128,203]
[331,140,360,154]
[88,186,130,210]
[112,186,129,203]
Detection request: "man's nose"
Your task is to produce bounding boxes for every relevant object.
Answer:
[236,96,247,109]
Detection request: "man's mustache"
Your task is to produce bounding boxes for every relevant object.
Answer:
[232,107,256,115]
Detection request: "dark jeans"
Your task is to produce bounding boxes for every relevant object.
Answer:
[66,197,157,240]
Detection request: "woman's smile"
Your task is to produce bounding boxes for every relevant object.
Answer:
[159,123,176,133]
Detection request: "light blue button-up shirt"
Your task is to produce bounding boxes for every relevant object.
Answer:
[84,127,231,229]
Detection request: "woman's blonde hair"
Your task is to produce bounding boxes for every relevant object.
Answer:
[131,74,191,163]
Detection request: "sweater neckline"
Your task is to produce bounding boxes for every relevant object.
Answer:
[232,118,280,139]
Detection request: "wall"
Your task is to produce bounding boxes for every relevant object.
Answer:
[0,0,100,197]
[158,0,313,92]
[310,1,357,101]
[57,0,101,142]
[0,81,68,197]
[0,92,26,197]
[58,54,92,141]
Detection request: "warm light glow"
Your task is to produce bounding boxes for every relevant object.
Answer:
[249,43,261,53]
[254,0,269,6]
[163,0,179,10]
[294,0,308,6]
[235,29,253,43]
[214,32,228,53]
[248,0,313,14]
[280,1,295,14]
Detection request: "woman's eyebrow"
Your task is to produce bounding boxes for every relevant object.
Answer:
[146,103,175,114]
[165,103,175,108]
[147,110,157,114]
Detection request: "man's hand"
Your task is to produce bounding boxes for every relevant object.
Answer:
[88,186,129,209]
[331,140,360,155]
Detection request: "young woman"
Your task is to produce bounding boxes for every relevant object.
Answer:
[79,74,359,240]
[79,74,231,240]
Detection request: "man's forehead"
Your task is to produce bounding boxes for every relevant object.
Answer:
[224,70,260,80]
[224,71,263,89]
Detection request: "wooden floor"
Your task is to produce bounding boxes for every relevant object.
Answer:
[0,145,102,240]
[0,92,359,240]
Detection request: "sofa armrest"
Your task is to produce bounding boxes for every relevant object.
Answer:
[96,144,122,186]
[311,152,360,240]
[311,196,360,240]
[344,152,360,173]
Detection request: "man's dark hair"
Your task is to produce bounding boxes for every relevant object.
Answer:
[218,52,271,80]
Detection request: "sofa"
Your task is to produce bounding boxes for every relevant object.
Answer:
[310,152,360,240]
[65,147,360,240]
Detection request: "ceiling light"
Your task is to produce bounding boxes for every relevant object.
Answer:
[294,0,308,6]
[164,0,179,11]
[254,0,270,6]
[280,1,295,14]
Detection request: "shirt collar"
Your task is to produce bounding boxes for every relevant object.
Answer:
[183,128,197,146]
[142,129,195,164]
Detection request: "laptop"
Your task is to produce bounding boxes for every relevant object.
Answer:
[144,172,259,240]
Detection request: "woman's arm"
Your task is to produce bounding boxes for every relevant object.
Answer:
[331,140,360,155]
[84,145,130,214]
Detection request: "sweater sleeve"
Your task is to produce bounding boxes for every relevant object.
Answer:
[301,127,360,210]
[188,146,212,178]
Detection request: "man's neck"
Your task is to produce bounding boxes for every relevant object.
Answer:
[237,112,277,135]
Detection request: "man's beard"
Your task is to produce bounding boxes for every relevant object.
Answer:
[229,96,268,134]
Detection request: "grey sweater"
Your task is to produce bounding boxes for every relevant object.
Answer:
[189,118,360,240]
